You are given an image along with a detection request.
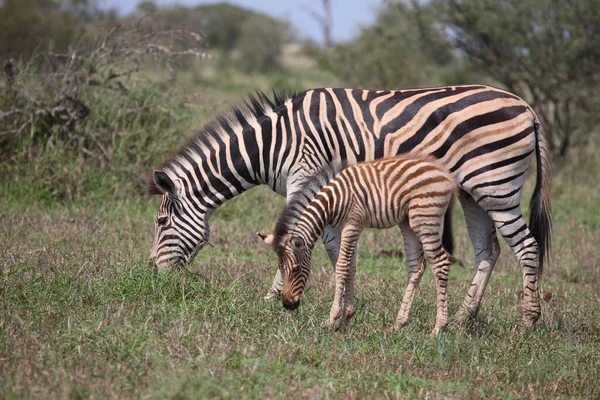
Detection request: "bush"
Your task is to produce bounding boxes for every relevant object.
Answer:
[0,17,206,203]
[322,1,465,89]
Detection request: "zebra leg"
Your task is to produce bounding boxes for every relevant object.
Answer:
[322,225,342,267]
[396,220,427,329]
[488,208,541,327]
[452,193,501,325]
[324,225,361,330]
[325,226,358,328]
[338,250,358,331]
[263,268,283,300]
[409,215,452,335]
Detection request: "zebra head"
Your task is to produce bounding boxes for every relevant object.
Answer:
[275,234,314,310]
[149,170,210,269]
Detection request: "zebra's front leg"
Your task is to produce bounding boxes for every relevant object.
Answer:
[409,213,452,335]
[338,250,358,331]
[324,225,361,330]
[264,268,283,300]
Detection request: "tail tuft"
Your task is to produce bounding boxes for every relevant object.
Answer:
[529,119,552,276]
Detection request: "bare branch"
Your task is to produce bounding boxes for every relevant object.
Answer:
[301,0,332,50]
[1,15,207,156]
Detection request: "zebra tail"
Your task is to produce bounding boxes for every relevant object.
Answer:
[442,196,455,256]
[529,118,553,276]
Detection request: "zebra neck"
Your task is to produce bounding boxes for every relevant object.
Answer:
[205,109,296,197]
[295,194,336,246]
[180,119,283,209]
[245,111,296,195]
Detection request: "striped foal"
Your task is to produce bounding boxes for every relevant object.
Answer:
[266,155,457,334]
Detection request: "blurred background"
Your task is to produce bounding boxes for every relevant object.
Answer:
[1,0,599,202]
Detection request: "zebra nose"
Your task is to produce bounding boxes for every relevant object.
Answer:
[282,297,300,310]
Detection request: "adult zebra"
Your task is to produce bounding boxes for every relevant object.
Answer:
[149,85,552,327]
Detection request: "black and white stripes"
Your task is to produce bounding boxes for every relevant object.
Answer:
[149,84,551,326]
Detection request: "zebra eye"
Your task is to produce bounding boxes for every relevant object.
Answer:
[157,216,169,225]
[290,237,304,250]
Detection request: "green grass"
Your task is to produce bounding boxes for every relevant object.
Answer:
[2,158,600,399]
[2,60,600,398]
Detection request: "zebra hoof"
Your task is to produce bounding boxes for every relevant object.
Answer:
[395,319,408,330]
[263,291,280,301]
[431,327,443,336]
[322,318,337,330]
[450,306,477,326]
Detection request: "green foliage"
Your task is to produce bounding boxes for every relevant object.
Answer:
[324,0,599,157]
[440,0,600,156]
[0,0,82,59]
[323,0,474,88]
[0,0,119,60]
[235,15,291,73]
[193,3,279,51]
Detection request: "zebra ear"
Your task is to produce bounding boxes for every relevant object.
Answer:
[257,232,274,245]
[152,170,176,196]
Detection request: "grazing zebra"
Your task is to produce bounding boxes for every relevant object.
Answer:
[262,155,457,334]
[148,85,551,328]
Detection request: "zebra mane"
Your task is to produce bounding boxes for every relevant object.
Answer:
[272,160,345,249]
[148,89,299,195]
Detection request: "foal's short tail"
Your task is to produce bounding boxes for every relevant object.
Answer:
[529,118,553,276]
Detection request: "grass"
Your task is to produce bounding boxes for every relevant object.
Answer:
[2,154,600,399]
[2,59,599,398]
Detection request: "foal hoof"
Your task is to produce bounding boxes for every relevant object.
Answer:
[322,318,337,330]
[395,319,408,331]
[345,306,356,320]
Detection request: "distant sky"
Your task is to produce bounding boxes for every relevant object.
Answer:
[98,0,380,43]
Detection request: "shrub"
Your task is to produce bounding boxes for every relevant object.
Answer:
[0,17,206,203]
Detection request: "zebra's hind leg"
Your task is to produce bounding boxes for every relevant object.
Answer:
[409,221,452,335]
[452,193,501,325]
[396,220,426,330]
[488,208,541,328]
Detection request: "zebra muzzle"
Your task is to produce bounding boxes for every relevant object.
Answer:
[282,296,300,311]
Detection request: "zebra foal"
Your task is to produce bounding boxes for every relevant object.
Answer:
[263,155,457,334]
